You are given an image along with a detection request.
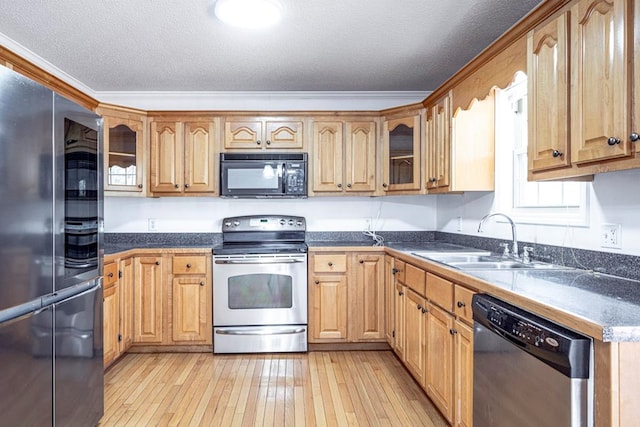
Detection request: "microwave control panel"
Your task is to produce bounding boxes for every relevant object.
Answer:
[284,162,306,195]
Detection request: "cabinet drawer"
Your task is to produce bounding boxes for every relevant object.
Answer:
[404,263,426,296]
[427,273,453,311]
[313,254,347,273]
[104,262,118,287]
[172,255,207,274]
[454,285,475,324]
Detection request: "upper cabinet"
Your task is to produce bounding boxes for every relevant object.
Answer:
[97,105,147,196]
[149,117,217,195]
[382,113,422,192]
[425,93,451,191]
[223,117,304,150]
[528,0,640,181]
[311,118,377,194]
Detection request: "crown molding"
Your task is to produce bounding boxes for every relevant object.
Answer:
[95,90,431,111]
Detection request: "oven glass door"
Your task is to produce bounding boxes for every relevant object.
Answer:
[213,254,307,326]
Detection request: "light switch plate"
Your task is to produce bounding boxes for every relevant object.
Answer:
[148,218,158,231]
[600,224,621,249]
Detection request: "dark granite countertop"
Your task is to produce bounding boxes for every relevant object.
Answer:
[306,240,384,248]
[104,243,212,255]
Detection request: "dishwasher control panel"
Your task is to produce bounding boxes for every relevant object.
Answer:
[473,293,591,379]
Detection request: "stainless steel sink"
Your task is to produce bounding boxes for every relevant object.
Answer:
[411,252,571,270]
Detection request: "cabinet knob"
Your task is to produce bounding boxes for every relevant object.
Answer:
[328,262,333,267]
[107,272,113,278]
[429,177,438,183]
[266,140,271,145]
[359,259,364,264]
[337,183,342,188]
[315,280,320,285]
[398,291,404,296]
[457,301,466,308]
[185,183,190,189]
[449,328,458,335]
[630,132,639,142]
[417,304,422,310]
[421,307,427,314]
[607,137,621,146]
[186,264,191,268]
[256,140,261,145]
[391,268,399,274]
[382,183,388,188]
[137,184,143,189]
[200,281,204,286]
[155,261,160,265]
[347,183,352,188]
[174,184,179,189]
[552,150,563,158]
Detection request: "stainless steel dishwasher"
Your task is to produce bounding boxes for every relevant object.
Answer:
[472,294,592,427]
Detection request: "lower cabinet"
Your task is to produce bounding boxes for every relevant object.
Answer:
[454,319,473,427]
[394,282,406,359]
[308,250,385,343]
[103,257,134,368]
[405,289,428,385]
[426,303,454,424]
[103,276,119,367]
[134,255,164,343]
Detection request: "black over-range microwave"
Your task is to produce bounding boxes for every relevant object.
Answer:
[220,152,307,198]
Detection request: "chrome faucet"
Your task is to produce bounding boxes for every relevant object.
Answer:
[477,213,519,258]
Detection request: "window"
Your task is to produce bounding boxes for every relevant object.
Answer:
[495,73,589,226]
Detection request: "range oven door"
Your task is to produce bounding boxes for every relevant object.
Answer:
[213,254,307,327]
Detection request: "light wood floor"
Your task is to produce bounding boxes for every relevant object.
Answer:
[100,351,448,427]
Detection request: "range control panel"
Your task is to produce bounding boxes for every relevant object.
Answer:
[222,215,306,232]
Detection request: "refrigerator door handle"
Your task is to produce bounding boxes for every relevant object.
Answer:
[0,299,45,325]
[42,278,102,306]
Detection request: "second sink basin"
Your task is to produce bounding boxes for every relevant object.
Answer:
[411,252,571,270]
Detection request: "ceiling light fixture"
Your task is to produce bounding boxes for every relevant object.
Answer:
[214,0,283,29]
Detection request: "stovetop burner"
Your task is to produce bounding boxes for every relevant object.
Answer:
[214,215,307,255]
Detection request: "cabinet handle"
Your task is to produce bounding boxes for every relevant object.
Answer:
[174,184,179,189]
[607,137,621,146]
[398,291,404,296]
[630,132,639,142]
[347,183,352,188]
[200,281,204,286]
[421,307,427,314]
[552,150,563,158]
[137,184,143,189]
[155,261,160,265]
[359,259,364,264]
[107,272,113,278]
[186,264,191,268]
[450,328,457,335]
[328,262,333,267]
[185,183,190,189]
[337,183,342,188]
[457,301,465,308]
[315,280,320,285]
[266,140,271,145]
[382,183,388,188]
[417,304,422,310]
[429,177,438,183]
[256,140,261,145]
[392,268,399,275]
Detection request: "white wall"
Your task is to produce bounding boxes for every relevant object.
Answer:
[437,168,640,257]
[104,195,437,233]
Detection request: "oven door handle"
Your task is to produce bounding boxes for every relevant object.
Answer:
[214,258,304,265]
[215,327,306,336]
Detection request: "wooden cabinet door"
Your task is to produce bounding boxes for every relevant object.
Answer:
[103,283,119,368]
[404,289,427,386]
[528,12,571,172]
[224,120,263,149]
[183,121,215,193]
[384,255,395,346]
[394,282,406,359]
[172,276,209,343]
[430,95,451,190]
[103,115,145,193]
[119,257,134,352]
[309,274,348,342]
[345,121,376,192]
[150,121,183,192]
[426,304,454,423]
[351,254,385,341]
[571,0,631,164]
[454,320,473,427]
[265,120,304,149]
[134,256,163,343]
[382,115,421,191]
[312,121,343,192]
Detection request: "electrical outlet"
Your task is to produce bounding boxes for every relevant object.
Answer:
[456,216,462,232]
[601,224,621,249]
[148,218,158,231]
[365,218,371,231]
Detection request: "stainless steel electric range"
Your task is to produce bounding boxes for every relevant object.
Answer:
[212,215,308,353]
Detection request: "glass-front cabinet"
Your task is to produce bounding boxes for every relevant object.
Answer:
[382,114,421,192]
[97,106,146,195]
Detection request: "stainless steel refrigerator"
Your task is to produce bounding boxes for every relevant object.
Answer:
[0,66,104,426]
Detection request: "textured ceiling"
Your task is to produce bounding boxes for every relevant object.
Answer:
[0,0,543,92]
